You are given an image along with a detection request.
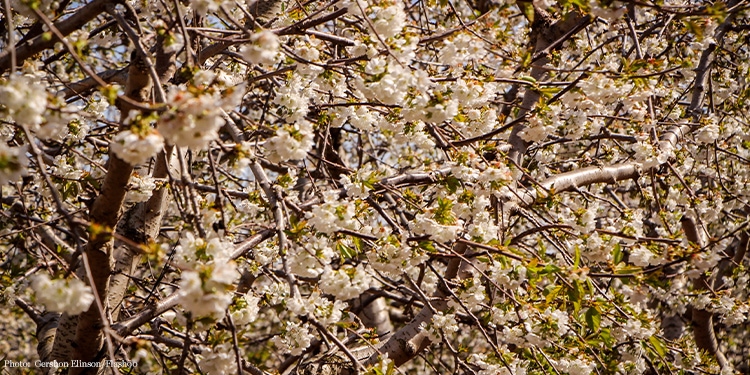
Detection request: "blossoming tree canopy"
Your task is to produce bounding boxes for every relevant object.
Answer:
[0,0,749,373]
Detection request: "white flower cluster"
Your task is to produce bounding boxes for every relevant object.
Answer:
[189,0,222,16]
[552,357,595,375]
[261,281,289,305]
[240,31,280,65]
[410,213,459,243]
[451,276,486,312]
[0,74,47,127]
[178,268,236,319]
[404,90,459,124]
[271,321,314,355]
[367,242,427,276]
[696,116,720,144]
[631,141,671,170]
[458,108,498,137]
[356,57,427,106]
[265,120,315,162]
[423,312,459,341]
[468,353,529,375]
[629,245,655,267]
[159,85,228,150]
[274,75,314,122]
[0,143,28,185]
[230,294,261,325]
[289,237,335,277]
[319,264,372,300]
[175,233,239,319]
[346,106,378,131]
[287,291,346,326]
[439,33,486,66]
[31,274,94,315]
[198,343,235,375]
[293,37,325,76]
[519,114,554,143]
[488,260,527,290]
[125,174,158,203]
[467,211,500,241]
[371,3,407,39]
[612,318,655,341]
[579,74,633,105]
[543,308,570,337]
[339,173,372,199]
[306,191,357,235]
[111,128,165,166]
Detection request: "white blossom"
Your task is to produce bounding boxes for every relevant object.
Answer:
[231,294,261,325]
[272,321,314,355]
[629,245,654,267]
[266,120,315,162]
[0,144,27,185]
[240,31,280,65]
[31,274,94,315]
[372,3,406,39]
[319,264,372,300]
[199,343,235,375]
[0,74,47,127]
[111,129,164,166]
[125,174,158,203]
[159,88,226,150]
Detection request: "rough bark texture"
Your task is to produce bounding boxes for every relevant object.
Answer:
[682,216,728,369]
[0,0,110,73]
[507,8,591,166]
[106,34,178,322]
[70,155,133,374]
[46,34,153,371]
[358,297,394,338]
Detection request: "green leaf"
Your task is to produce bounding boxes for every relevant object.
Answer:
[649,335,667,357]
[540,264,562,275]
[100,85,120,105]
[337,242,357,260]
[352,236,364,253]
[615,265,642,275]
[574,245,581,269]
[418,241,436,253]
[599,327,615,346]
[613,243,623,264]
[538,86,561,98]
[518,2,534,22]
[585,307,601,332]
[443,176,461,194]
[568,281,582,313]
[544,285,563,305]
[433,197,457,225]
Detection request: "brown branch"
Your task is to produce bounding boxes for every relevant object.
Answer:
[107,29,178,324]
[682,216,728,369]
[59,68,128,100]
[0,0,110,73]
[507,9,590,166]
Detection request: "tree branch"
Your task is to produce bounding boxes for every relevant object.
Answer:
[0,0,110,73]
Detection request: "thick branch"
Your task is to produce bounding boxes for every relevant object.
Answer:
[0,0,110,73]
[507,9,590,165]
[682,216,728,369]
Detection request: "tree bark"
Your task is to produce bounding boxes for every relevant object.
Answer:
[0,0,110,73]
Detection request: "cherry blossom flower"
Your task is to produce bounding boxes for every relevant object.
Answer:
[31,274,94,315]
